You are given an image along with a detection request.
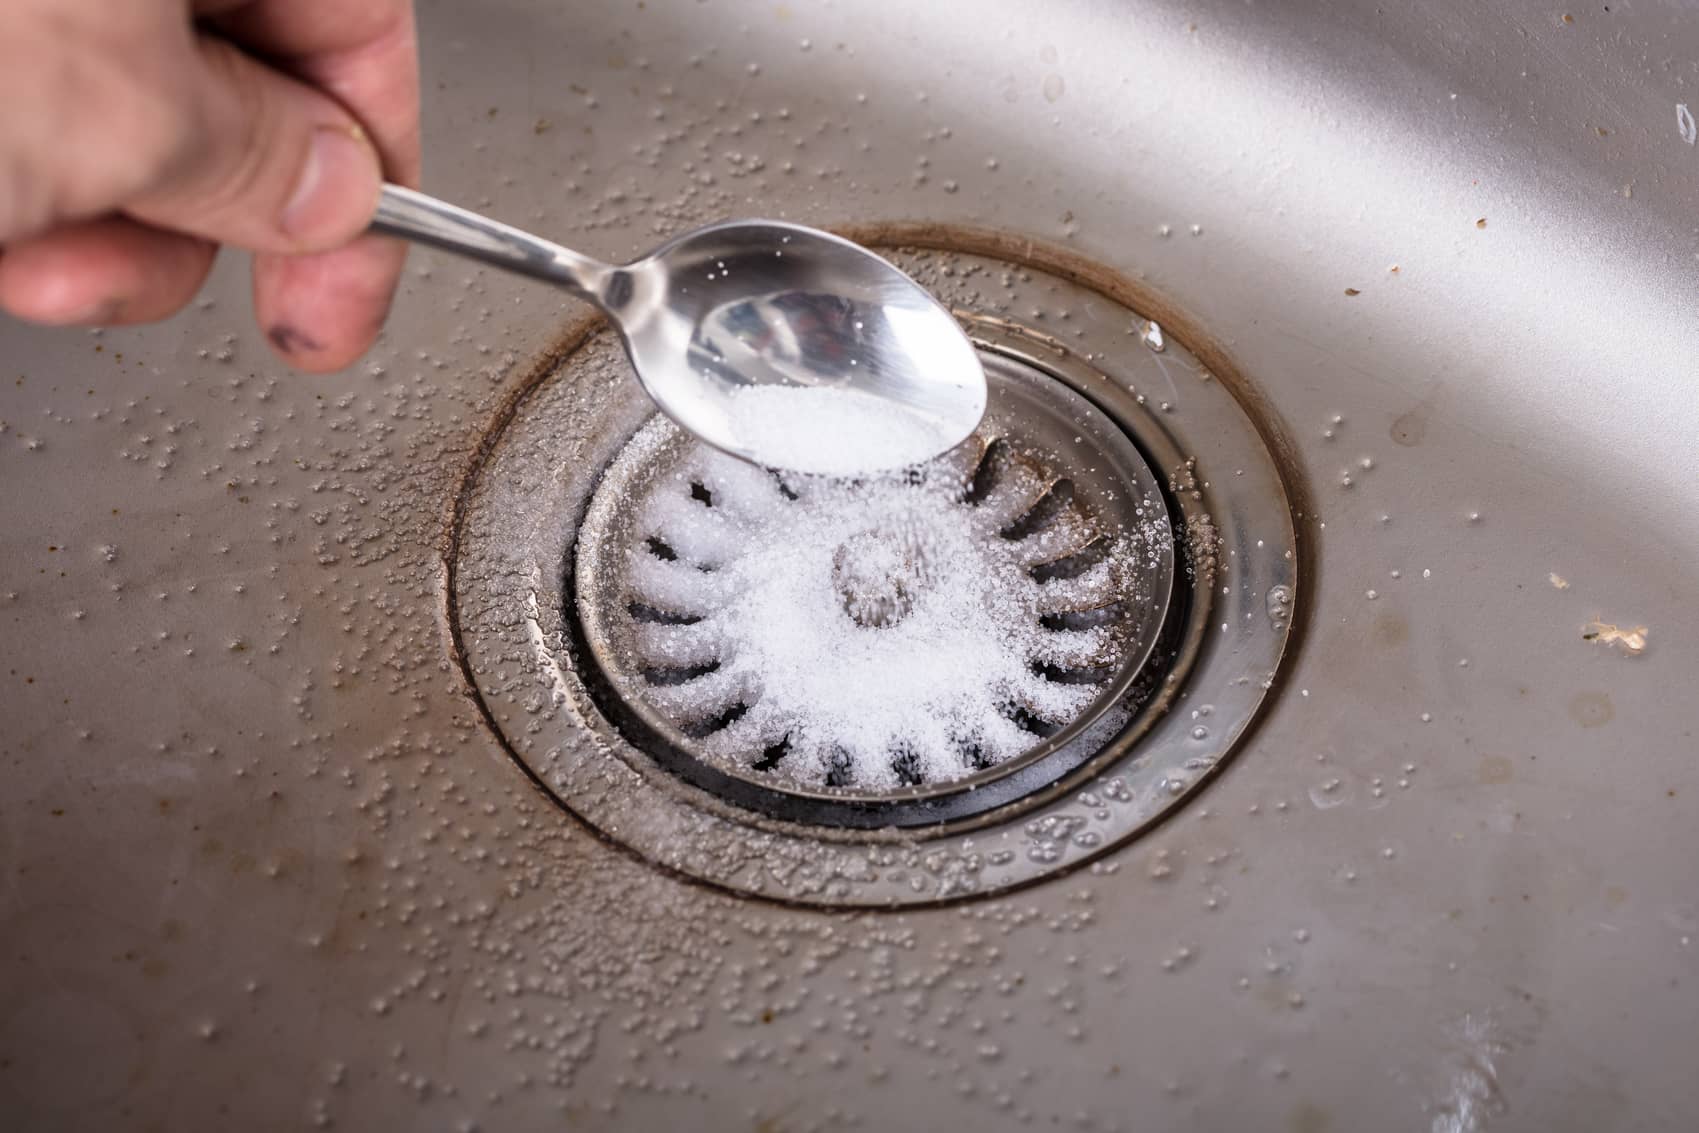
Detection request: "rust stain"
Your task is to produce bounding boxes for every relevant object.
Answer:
[439,310,603,567]
[1567,691,1614,728]
[1477,755,1515,784]
[1290,1100,1332,1133]
[1371,612,1409,648]
[1390,398,1433,447]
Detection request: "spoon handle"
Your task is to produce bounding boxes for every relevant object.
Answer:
[370,184,612,303]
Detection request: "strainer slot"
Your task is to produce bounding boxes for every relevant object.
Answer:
[823,748,854,788]
[1000,478,1075,541]
[627,601,702,626]
[682,700,749,739]
[1030,660,1114,685]
[1003,703,1063,738]
[642,660,722,687]
[1039,603,1123,632]
[1030,535,1111,582]
[891,744,924,786]
[974,449,1053,530]
[752,735,791,771]
[961,436,1005,505]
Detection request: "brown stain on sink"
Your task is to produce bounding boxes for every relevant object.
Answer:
[440,309,603,581]
[1568,691,1614,728]
[1289,1100,1332,1133]
[1390,396,1435,447]
[1478,755,1515,784]
[1371,612,1409,648]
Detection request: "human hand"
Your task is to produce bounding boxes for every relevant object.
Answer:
[0,0,419,371]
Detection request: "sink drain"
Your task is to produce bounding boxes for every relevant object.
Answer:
[450,239,1302,906]
[573,338,1182,827]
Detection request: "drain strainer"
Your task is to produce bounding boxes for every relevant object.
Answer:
[573,347,1180,827]
[450,240,1302,907]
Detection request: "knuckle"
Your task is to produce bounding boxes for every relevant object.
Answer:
[126,84,196,190]
[170,40,275,213]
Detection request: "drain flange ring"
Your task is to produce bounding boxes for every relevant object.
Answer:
[450,242,1300,907]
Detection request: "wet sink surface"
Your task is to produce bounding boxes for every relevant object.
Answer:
[3,1,1696,1129]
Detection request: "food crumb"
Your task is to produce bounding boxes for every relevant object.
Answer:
[1582,620,1648,655]
[1344,287,1361,297]
[1475,217,1488,229]
[1549,573,1569,589]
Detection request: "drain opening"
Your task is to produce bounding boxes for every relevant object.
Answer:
[573,344,1192,827]
[452,243,1301,904]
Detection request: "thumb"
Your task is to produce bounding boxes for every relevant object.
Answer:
[126,36,383,255]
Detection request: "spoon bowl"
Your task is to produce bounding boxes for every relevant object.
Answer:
[371,186,986,475]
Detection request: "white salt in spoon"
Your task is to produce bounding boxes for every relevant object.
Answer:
[371,185,987,476]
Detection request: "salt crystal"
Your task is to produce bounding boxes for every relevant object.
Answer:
[723,385,957,476]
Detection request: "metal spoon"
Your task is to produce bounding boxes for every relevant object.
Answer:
[370,185,986,475]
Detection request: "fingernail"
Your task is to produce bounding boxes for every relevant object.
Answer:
[282,127,380,244]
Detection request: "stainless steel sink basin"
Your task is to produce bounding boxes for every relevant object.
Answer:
[4,1,1696,1129]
